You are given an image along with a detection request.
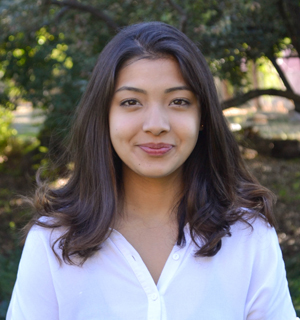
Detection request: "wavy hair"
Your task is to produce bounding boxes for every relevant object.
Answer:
[26,21,276,264]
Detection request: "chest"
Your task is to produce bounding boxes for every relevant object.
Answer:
[53,238,251,320]
[115,225,177,284]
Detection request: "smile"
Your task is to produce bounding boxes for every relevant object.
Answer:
[138,143,174,156]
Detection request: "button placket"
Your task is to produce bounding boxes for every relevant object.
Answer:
[172,253,180,260]
[151,293,158,301]
[147,291,161,320]
[109,231,161,319]
[157,239,193,295]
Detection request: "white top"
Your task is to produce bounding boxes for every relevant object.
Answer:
[7,217,297,320]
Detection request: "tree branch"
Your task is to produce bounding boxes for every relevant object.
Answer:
[268,55,300,112]
[41,6,70,29]
[28,5,71,35]
[221,89,300,112]
[269,56,292,91]
[55,6,70,21]
[50,0,119,31]
[166,0,187,33]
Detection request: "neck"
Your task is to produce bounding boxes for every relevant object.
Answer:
[119,166,183,228]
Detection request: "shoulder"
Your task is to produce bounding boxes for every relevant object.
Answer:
[227,218,296,319]
[29,216,64,237]
[219,214,280,263]
[24,217,66,259]
[231,214,275,238]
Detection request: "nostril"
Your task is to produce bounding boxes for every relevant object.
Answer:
[143,121,170,135]
[143,114,170,135]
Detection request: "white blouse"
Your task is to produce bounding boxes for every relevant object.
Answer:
[7,217,297,320]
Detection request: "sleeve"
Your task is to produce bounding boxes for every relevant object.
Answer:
[6,227,59,320]
[245,222,297,320]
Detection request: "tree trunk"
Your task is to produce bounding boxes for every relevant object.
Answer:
[279,0,300,57]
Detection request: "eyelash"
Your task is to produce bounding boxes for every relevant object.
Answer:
[120,99,140,106]
[120,98,191,107]
[171,99,191,106]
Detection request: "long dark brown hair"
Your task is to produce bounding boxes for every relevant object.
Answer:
[27,21,276,265]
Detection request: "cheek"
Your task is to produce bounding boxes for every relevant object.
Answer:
[174,115,200,143]
[109,113,138,150]
[109,113,122,151]
[109,123,123,152]
[184,127,200,152]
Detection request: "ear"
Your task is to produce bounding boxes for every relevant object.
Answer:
[199,124,204,131]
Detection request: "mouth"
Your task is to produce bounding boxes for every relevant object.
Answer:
[138,143,174,155]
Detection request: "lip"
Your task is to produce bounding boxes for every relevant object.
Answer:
[138,143,174,155]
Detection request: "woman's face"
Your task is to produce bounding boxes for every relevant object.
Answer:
[109,57,201,179]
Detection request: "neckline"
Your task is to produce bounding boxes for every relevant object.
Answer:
[108,223,192,289]
[109,222,191,248]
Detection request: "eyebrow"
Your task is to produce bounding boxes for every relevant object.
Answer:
[114,86,193,94]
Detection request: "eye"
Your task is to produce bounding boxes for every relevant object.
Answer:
[120,99,141,106]
[171,99,191,107]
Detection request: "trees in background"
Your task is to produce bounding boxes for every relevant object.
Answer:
[0,0,299,150]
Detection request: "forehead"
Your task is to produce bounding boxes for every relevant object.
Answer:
[115,57,188,88]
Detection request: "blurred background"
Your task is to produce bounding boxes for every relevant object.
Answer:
[0,0,299,317]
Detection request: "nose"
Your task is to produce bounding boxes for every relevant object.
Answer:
[142,105,170,136]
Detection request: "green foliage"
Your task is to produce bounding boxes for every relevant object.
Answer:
[185,0,293,86]
[0,107,17,153]
[0,249,22,319]
[0,184,31,319]
[0,0,299,151]
[285,254,300,311]
[256,57,283,89]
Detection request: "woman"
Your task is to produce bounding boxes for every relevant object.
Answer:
[7,22,297,319]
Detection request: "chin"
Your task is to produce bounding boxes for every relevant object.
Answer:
[134,166,181,179]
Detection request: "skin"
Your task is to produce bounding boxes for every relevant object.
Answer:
[109,57,201,284]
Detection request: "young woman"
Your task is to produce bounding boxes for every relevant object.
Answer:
[7,22,297,319]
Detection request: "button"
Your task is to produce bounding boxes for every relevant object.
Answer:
[172,253,180,260]
[151,293,158,301]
